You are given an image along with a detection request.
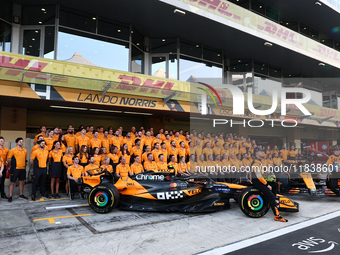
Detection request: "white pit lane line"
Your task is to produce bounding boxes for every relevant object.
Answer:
[198,210,340,255]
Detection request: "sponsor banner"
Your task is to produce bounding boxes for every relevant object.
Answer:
[178,0,340,69]
[0,52,191,95]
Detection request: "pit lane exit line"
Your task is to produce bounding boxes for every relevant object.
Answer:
[198,210,340,255]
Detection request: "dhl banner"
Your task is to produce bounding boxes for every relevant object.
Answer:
[175,0,340,69]
[0,80,191,112]
[0,52,190,95]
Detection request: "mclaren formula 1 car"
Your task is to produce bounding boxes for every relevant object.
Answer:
[78,168,299,218]
[278,159,339,196]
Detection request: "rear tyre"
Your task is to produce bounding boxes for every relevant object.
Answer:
[238,187,270,218]
[88,183,120,213]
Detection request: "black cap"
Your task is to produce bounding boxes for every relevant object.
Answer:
[334,146,340,151]
[254,146,263,154]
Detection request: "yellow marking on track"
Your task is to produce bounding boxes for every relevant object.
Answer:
[34,214,92,224]
[77,204,89,206]
[29,198,69,203]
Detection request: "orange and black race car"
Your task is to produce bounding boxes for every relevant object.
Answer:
[278,159,340,196]
[78,168,299,218]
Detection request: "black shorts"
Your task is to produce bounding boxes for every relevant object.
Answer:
[10,168,26,182]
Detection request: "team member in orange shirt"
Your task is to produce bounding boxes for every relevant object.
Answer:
[168,141,178,162]
[101,130,111,153]
[156,154,167,171]
[121,132,133,152]
[213,141,221,159]
[164,134,172,152]
[119,144,131,165]
[77,145,89,167]
[280,145,289,161]
[92,147,102,167]
[34,125,47,144]
[76,128,90,153]
[144,153,158,171]
[168,155,179,175]
[0,136,9,199]
[116,156,131,178]
[111,130,122,151]
[30,140,49,200]
[75,125,84,137]
[288,145,298,159]
[84,156,99,176]
[202,142,213,161]
[67,156,84,199]
[143,131,153,149]
[101,157,113,173]
[152,143,161,163]
[152,133,162,148]
[178,156,189,176]
[242,153,252,167]
[177,141,186,160]
[131,139,143,160]
[64,125,76,152]
[85,125,94,140]
[8,137,28,202]
[44,130,55,151]
[130,155,144,175]
[160,142,168,163]
[98,126,105,140]
[49,141,63,198]
[89,131,102,153]
[272,153,283,167]
[63,146,74,194]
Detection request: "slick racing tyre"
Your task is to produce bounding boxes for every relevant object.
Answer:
[238,187,270,218]
[88,183,120,213]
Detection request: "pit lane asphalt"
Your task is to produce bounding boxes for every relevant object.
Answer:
[1,184,340,255]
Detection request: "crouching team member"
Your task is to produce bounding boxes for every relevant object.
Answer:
[326,145,340,194]
[30,140,49,201]
[251,147,288,222]
[67,156,84,199]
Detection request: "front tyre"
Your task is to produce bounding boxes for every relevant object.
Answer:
[88,183,120,213]
[238,187,270,218]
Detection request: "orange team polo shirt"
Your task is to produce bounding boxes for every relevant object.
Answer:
[116,163,131,177]
[143,137,153,148]
[194,146,203,158]
[111,137,121,151]
[64,134,76,151]
[44,137,55,151]
[171,137,181,148]
[8,147,27,169]
[49,149,63,163]
[31,149,49,168]
[156,162,167,171]
[160,149,167,160]
[84,164,99,175]
[101,138,111,152]
[31,144,49,155]
[0,147,9,162]
[273,158,282,166]
[76,136,90,148]
[89,138,102,149]
[121,138,133,152]
[213,147,221,157]
[131,146,143,158]
[222,159,230,167]
[280,149,289,160]
[242,158,252,167]
[239,147,246,155]
[85,132,94,140]
[168,147,178,158]
[67,165,84,179]
[178,148,186,158]
[62,154,73,166]
[203,147,213,158]
[98,133,104,140]
[178,163,186,173]
[130,163,144,174]
[101,164,113,173]
[118,152,131,164]
[152,149,161,163]
[34,133,47,143]
[77,153,88,164]
[144,161,158,171]
[108,153,119,163]
[93,154,101,166]
[288,150,298,158]
[152,138,162,148]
